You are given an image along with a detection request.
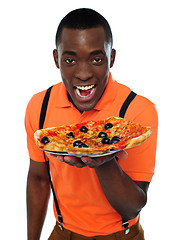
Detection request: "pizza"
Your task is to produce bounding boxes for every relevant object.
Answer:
[34,116,152,155]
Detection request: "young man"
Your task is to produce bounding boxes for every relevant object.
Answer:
[25,8,158,240]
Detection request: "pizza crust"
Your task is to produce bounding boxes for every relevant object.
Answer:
[34,128,68,151]
[124,127,152,150]
[34,130,43,148]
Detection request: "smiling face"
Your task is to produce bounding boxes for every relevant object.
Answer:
[53,27,116,113]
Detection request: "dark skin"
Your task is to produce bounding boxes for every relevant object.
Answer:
[27,27,149,240]
[53,27,116,112]
[53,153,149,220]
[27,159,50,240]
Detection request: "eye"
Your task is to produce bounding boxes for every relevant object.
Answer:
[92,57,103,64]
[64,58,76,64]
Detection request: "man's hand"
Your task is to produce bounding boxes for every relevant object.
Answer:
[50,150,128,168]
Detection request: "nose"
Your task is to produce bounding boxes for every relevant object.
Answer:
[74,62,93,81]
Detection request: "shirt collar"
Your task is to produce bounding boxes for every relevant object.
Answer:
[94,73,118,111]
[55,82,72,108]
[55,73,118,110]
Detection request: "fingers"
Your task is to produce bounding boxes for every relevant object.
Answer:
[56,155,63,161]
[115,150,128,159]
[50,154,86,168]
[64,156,86,168]
[49,150,128,169]
[81,156,97,168]
[81,154,115,168]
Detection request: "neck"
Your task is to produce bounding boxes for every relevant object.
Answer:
[67,92,83,114]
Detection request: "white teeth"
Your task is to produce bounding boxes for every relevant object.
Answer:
[76,88,82,97]
[76,85,94,90]
[76,86,95,97]
[90,88,94,95]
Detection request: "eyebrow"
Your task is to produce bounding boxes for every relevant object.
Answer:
[90,50,104,56]
[62,50,105,56]
[62,51,76,56]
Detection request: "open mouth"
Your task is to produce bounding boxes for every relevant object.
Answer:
[74,84,96,101]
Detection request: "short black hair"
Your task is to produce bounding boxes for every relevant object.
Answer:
[55,8,113,47]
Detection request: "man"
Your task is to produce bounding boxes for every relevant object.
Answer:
[25,8,158,240]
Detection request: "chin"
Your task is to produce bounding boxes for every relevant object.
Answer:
[77,103,96,113]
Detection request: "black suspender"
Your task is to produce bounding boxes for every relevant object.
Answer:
[39,85,63,230]
[119,91,137,118]
[39,87,136,234]
[39,86,53,129]
[119,91,137,234]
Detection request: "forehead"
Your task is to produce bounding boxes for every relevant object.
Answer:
[58,27,108,52]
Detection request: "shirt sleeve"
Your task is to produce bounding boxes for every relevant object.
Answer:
[25,93,46,162]
[118,98,158,182]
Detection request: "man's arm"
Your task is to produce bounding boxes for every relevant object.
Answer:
[94,156,149,220]
[27,159,51,240]
[54,151,149,220]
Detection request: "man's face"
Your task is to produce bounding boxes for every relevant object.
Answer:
[53,27,116,113]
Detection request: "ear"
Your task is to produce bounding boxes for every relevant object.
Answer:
[110,49,116,68]
[53,49,60,69]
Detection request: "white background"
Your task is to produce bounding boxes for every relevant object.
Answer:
[0,0,177,239]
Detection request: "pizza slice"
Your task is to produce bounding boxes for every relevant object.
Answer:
[34,116,152,155]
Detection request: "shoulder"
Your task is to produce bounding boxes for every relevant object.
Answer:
[25,88,48,122]
[126,93,158,127]
[115,80,155,111]
[25,89,48,134]
[28,89,47,109]
[111,77,158,125]
[134,93,155,111]
[112,78,131,96]
[26,83,62,113]
[25,83,62,132]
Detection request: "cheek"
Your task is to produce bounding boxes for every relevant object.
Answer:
[60,64,71,76]
[96,62,110,79]
[59,66,73,86]
[98,68,110,87]
[60,73,72,93]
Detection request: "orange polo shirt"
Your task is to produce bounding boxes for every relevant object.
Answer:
[25,73,158,236]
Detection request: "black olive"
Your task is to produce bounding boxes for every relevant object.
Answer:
[73,140,83,147]
[80,126,88,133]
[101,137,111,144]
[98,132,108,138]
[41,136,50,144]
[104,123,113,130]
[110,136,121,144]
[73,140,88,148]
[80,143,88,148]
[66,132,75,138]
